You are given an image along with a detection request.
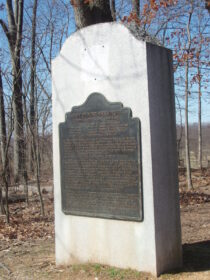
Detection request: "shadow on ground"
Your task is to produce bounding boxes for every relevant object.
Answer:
[182,240,210,272]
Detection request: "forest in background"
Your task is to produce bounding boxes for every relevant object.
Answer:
[177,123,210,168]
[0,0,209,223]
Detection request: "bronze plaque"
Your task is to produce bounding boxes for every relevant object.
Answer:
[59,93,143,221]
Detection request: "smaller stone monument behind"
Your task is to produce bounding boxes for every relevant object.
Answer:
[52,22,182,277]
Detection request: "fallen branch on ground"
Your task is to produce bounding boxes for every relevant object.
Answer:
[0,262,11,274]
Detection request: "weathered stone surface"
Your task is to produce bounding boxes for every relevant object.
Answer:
[124,22,163,46]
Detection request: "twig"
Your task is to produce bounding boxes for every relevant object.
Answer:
[0,262,12,274]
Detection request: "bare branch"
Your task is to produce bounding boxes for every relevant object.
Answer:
[14,0,19,25]
[6,0,16,36]
[16,0,24,50]
[0,19,11,42]
[38,45,51,74]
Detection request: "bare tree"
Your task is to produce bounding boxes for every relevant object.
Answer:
[197,44,202,169]
[0,66,11,222]
[195,6,209,170]
[23,91,45,216]
[0,0,26,183]
[29,0,38,173]
[185,1,193,189]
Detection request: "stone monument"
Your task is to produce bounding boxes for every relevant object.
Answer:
[52,22,182,276]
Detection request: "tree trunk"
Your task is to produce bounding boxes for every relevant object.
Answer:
[34,134,44,216]
[30,107,44,216]
[0,66,6,215]
[0,68,7,171]
[185,58,193,189]
[72,0,113,29]
[29,0,38,174]
[0,0,25,182]
[0,183,4,215]
[12,57,25,182]
[185,4,193,190]
[0,66,11,222]
[110,0,116,21]
[198,64,202,169]
[22,94,29,205]
[132,0,140,16]
[2,173,9,223]
[176,95,183,166]
[34,81,44,215]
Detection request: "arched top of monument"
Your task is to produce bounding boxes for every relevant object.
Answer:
[54,22,165,62]
[55,22,147,60]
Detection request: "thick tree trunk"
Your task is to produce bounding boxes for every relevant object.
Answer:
[110,0,116,21]
[72,0,113,29]
[12,58,24,181]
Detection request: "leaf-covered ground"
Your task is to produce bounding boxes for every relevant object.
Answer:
[0,169,210,279]
[0,194,54,243]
